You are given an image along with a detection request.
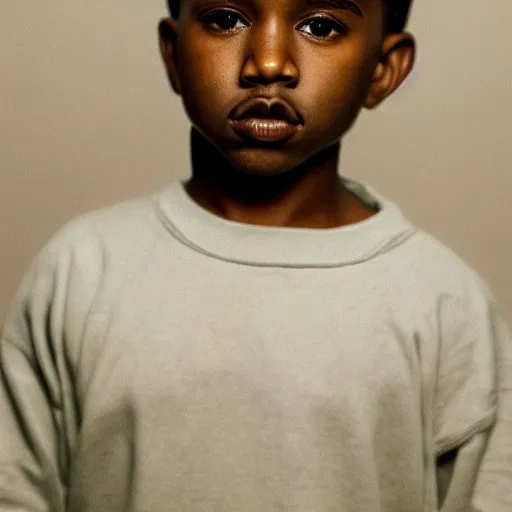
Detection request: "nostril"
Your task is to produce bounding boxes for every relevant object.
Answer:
[282,74,298,85]
[241,75,269,87]
[240,71,298,88]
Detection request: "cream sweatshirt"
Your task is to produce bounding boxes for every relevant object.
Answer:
[1,175,511,511]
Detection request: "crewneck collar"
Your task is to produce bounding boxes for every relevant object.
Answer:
[154,175,417,268]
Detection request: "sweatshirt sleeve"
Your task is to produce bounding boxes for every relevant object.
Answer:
[470,297,512,511]
[434,285,512,511]
[0,240,79,511]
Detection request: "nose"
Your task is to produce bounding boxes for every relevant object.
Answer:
[240,18,299,87]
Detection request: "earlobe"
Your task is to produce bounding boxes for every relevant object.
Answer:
[364,32,416,110]
[158,18,181,95]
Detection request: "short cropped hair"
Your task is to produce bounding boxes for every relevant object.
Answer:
[386,0,412,32]
[167,0,413,33]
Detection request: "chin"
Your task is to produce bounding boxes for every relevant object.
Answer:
[226,147,307,178]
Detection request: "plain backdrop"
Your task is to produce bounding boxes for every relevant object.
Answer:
[1,1,511,324]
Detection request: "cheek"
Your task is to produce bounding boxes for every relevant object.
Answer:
[300,43,376,130]
[178,34,241,123]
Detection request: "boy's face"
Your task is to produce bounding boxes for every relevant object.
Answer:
[159,0,414,176]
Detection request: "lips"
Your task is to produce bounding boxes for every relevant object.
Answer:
[229,97,303,143]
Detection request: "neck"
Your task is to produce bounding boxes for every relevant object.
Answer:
[185,129,364,229]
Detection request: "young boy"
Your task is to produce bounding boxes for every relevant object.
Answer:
[1,0,510,510]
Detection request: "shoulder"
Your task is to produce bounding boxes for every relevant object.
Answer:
[2,193,161,340]
[35,191,167,291]
[388,226,493,304]
[28,188,174,282]
[46,193,158,256]
[377,225,506,356]
[393,228,507,392]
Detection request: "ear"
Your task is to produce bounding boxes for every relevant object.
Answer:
[364,32,416,109]
[158,17,181,95]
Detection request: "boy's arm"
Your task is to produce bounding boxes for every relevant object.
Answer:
[434,286,512,511]
[0,243,75,511]
[0,336,66,511]
[470,301,512,511]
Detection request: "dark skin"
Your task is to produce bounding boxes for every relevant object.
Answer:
[159,0,415,228]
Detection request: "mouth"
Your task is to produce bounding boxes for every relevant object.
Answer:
[229,97,303,144]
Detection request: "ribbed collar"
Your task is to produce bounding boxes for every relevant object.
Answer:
[154,175,416,268]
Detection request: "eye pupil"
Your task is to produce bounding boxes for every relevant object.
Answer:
[214,12,238,30]
[309,19,333,37]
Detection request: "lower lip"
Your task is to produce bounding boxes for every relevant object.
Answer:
[230,118,300,143]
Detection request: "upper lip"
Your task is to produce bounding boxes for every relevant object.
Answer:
[230,97,303,125]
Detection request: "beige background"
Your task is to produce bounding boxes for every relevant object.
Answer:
[1,1,511,324]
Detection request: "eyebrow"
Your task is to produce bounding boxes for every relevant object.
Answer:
[302,0,363,16]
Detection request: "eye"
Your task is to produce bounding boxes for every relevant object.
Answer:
[200,9,250,33]
[298,16,347,41]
